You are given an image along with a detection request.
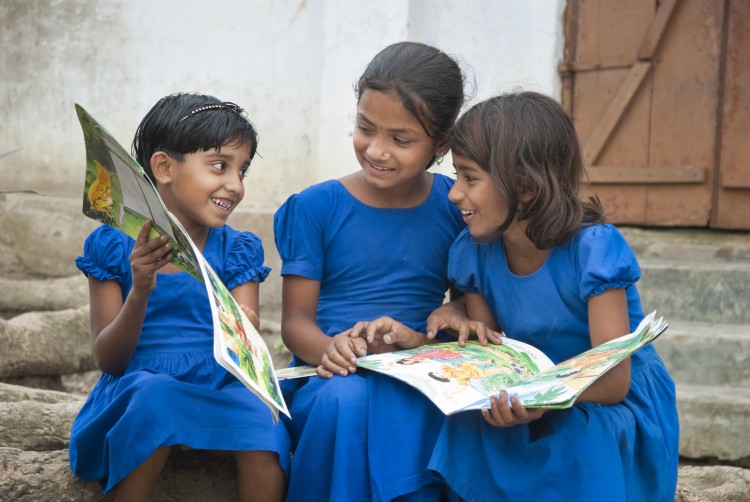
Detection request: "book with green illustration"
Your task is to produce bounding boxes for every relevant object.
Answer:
[276,311,668,415]
[75,104,289,421]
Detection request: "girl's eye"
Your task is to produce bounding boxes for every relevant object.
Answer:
[394,137,412,146]
[356,123,372,134]
[210,161,225,171]
[455,171,475,183]
[240,169,249,180]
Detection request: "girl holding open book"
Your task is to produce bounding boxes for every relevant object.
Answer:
[273,41,468,501]
[423,91,680,501]
[69,93,289,501]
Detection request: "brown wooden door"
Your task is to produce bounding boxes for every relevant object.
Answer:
[561,0,750,229]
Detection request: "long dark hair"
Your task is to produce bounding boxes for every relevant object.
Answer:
[355,41,465,169]
[132,93,259,183]
[450,91,604,248]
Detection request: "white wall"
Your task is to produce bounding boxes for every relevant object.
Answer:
[0,0,565,207]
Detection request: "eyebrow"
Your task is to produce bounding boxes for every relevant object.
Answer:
[207,150,252,167]
[356,112,420,135]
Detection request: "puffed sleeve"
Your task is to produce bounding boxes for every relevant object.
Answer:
[577,224,641,302]
[273,192,326,281]
[447,228,483,294]
[223,231,271,290]
[75,225,131,286]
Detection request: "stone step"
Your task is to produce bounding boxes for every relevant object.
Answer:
[676,383,750,463]
[638,259,750,324]
[617,226,750,324]
[655,321,750,387]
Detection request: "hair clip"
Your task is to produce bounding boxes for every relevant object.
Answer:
[178,102,244,123]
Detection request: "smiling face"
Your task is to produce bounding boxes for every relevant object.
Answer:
[353,89,443,194]
[154,140,252,240]
[449,153,511,240]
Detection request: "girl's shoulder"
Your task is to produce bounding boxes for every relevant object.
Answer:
[76,225,133,282]
[284,179,346,205]
[87,224,132,244]
[566,224,640,299]
[209,225,265,257]
[274,180,352,228]
[212,225,270,286]
[569,223,632,253]
[83,224,135,257]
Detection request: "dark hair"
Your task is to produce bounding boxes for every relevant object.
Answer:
[132,93,259,183]
[450,91,604,249]
[355,41,465,169]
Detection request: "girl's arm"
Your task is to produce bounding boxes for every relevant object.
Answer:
[426,292,503,346]
[91,221,172,374]
[484,288,632,427]
[576,287,632,405]
[230,280,261,331]
[280,275,366,376]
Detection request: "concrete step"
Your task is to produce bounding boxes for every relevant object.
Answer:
[655,319,750,463]
[676,384,750,463]
[638,259,750,324]
[618,227,750,324]
[655,321,750,386]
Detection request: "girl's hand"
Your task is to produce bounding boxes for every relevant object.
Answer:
[426,307,503,346]
[349,317,425,350]
[316,332,368,378]
[129,220,172,296]
[482,390,546,427]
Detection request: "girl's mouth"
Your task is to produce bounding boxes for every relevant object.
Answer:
[366,159,394,172]
[211,198,233,211]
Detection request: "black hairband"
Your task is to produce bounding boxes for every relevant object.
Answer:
[178,102,244,123]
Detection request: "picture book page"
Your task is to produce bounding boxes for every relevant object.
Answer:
[202,258,289,420]
[356,339,554,415]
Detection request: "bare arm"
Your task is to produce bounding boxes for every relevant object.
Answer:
[280,275,366,377]
[483,288,633,427]
[231,280,261,331]
[91,221,172,374]
[576,287,632,405]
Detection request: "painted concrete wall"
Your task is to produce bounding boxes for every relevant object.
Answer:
[1,0,565,207]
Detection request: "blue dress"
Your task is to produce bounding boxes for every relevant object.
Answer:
[428,225,680,502]
[274,175,464,501]
[69,225,290,494]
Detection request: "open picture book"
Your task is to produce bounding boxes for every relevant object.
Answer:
[276,311,668,415]
[75,104,289,421]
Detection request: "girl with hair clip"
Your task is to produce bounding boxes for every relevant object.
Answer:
[69,93,289,501]
[424,91,680,501]
[273,41,474,501]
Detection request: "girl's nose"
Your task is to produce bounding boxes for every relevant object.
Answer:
[367,138,388,160]
[448,182,461,202]
[225,173,244,195]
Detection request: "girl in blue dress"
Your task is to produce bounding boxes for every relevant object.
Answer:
[273,42,466,501]
[425,91,680,501]
[69,93,289,500]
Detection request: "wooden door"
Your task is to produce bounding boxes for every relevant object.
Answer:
[561,0,750,229]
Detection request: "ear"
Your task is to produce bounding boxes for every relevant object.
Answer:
[150,151,176,184]
[434,138,450,158]
[519,191,535,204]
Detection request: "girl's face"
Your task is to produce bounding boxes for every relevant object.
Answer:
[449,153,511,240]
[353,89,441,191]
[156,141,251,236]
